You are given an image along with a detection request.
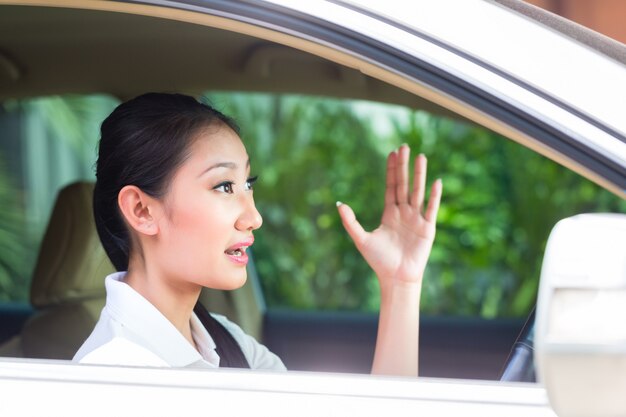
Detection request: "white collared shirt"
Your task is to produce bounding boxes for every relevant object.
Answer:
[73,272,286,370]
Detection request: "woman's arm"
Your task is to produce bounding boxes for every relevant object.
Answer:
[337,144,442,376]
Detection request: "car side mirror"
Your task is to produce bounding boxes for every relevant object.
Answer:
[535,213,626,417]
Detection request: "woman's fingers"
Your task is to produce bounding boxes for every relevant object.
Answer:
[410,153,426,210]
[385,146,440,222]
[395,145,410,205]
[384,150,397,206]
[337,201,367,248]
[424,179,443,223]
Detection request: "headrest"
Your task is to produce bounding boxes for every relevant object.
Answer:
[30,182,115,308]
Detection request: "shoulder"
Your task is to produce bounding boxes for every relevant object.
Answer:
[75,337,170,367]
[73,305,168,367]
[212,314,286,371]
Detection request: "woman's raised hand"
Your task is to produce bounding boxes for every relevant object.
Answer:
[337,145,442,290]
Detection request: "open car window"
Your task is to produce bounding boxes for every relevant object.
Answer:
[1,93,622,338]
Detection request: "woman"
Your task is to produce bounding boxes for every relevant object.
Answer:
[74,93,442,376]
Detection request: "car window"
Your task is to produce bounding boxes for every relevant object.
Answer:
[1,92,624,322]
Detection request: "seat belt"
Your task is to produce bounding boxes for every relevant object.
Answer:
[193,302,250,369]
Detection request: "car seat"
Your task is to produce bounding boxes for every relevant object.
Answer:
[0,182,113,358]
[0,181,264,359]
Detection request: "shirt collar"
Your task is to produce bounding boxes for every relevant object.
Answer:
[104,272,220,368]
[190,313,221,366]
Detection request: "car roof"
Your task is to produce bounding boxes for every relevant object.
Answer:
[495,0,626,65]
[314,0,626,139]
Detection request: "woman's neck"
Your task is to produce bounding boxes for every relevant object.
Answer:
[124,257,202,349]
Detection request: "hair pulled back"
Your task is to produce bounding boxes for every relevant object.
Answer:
[93,92,239,272]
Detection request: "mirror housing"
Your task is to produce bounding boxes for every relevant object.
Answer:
[535,213,626,417]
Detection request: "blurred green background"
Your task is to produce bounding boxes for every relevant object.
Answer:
[1,93,624,317]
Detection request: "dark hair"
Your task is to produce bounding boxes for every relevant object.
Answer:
[93,92,250,368]
[93,92,239,272]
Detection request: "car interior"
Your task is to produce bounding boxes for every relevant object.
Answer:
[5,2,621,382]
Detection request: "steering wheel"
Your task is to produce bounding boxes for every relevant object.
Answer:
[500,307,536,382]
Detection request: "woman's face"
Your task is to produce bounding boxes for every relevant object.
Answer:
[152,124,262,290]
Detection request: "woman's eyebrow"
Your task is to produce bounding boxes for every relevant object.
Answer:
[198,158,250,177]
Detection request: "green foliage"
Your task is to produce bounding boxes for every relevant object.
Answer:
[0,155,29,302]
[409,116,625,317]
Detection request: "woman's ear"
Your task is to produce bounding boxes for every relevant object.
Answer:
[117,185,160,236]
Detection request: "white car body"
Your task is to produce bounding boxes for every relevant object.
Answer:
[0,0,624,415]
[0,357,554,416]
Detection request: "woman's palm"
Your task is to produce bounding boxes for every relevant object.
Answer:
[338,146,441,287]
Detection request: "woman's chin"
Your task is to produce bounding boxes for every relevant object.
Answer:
[210,273,248,291]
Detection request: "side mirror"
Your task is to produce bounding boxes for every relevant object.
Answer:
[535,213,626,417]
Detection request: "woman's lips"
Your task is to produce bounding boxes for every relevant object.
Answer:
[225,250,249,265]
[224,237,254,266]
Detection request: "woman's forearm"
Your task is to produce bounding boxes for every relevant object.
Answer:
[336,149,439,377]
[371,281,421,376]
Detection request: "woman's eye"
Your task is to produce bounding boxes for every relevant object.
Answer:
[214,182,234,193]
[245,176,258,191]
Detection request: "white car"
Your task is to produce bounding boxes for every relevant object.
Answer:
[0,0,624,415]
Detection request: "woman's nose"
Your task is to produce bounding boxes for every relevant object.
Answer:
[235,195,263,231]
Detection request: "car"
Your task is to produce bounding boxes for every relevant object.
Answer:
[0,0,624,415]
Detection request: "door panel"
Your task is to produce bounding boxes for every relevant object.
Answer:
[263,309,524,379]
